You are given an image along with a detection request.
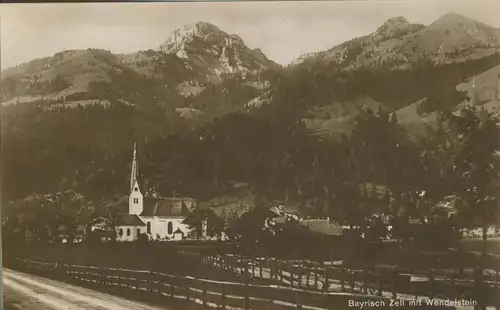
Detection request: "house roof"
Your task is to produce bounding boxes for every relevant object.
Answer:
[115,214,146,226]
[141,197,195,217]
[302,219,343,236]
[173,228,184,234]
[88,217,113,226]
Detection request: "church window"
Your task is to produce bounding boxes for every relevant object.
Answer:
[133,198,139,204]
[134,187,138,192]
[119,229,123,236]
[147,222,151,234]
[137,228,141,234]
[127,228,131,236]
[167,222,173,235]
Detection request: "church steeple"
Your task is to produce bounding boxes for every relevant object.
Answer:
[130,142,139,193]
[129,142,143,215]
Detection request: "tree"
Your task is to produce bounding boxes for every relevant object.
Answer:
[431,105,499,259]
[182,208,224,239]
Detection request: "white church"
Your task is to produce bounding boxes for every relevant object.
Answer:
[114,143,201,242]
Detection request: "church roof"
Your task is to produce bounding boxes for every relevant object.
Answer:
[141,197,195,218]
[115,214,146,226]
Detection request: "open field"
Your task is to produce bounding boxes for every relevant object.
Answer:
[5,241,500,309]
[460,238,500,256]
[5,242,274,286]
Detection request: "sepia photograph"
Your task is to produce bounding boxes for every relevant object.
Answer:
[1,1,500,309]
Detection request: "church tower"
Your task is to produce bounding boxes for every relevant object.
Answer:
[129,142,144,215]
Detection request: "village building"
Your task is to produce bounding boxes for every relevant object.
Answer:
[54,224,86,244]
[114,143,198,242]
[265,204,343,237]
[85,217,116,242]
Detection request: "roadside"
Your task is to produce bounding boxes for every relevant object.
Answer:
[3,268,178,310]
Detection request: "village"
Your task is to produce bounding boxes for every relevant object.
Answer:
[22,142,500,246]
[3,2,500,310]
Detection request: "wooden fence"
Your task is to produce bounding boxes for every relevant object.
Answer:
[13,258,397,310]
[200,254,500,307]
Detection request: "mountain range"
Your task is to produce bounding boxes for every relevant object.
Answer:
[2,12,500,136]
[2,12,500,208]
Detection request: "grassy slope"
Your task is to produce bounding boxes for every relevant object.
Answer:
[393,65,500,137]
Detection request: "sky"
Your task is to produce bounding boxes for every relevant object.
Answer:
[1,0,500,69]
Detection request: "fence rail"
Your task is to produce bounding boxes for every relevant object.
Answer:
[200,254,500,308]
[13,258,401,310]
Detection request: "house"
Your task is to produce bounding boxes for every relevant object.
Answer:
[85,217,115,242]
[265,205,343,237]
[53,224,86,244]
[74,225,85,243]
[120,143,198,242]
[55,225,69,244]
[302,218,343,236]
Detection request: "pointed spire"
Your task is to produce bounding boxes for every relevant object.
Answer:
[130,142,139,192]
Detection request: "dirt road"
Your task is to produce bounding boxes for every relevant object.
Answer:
[3,268,168,310]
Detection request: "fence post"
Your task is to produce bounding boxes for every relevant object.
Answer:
[295,290,302,310]
[391,268,398,300]
[252,257,256,278]
[297,268,300,288]
[170,279,175,299]
[117,269,122,288]
[429,269,434,300]
[100,266,105,286]
[290,269,294,288]
[281,264,284,283]
[149,269,154,294]
[186,278,190,301]
[495,267,498,290]
[221,283,226,310]
[323,267,329,292]
[202,281,207,308]
[341,268,346,292]
[451,270,456,297]
[377,272,383,296]
[350,271,355,291]
[363,267,368,294]
[244,281,250,310]
[307,267,311,288]
[269,259,274,280]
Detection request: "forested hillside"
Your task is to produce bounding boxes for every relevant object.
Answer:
[2,13,500,239]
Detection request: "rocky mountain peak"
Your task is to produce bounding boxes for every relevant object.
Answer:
[156,21,278,86]
[375,16,414,38]
[428,12,496,33]
[159,21,229,57]
[434,12,474,24]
